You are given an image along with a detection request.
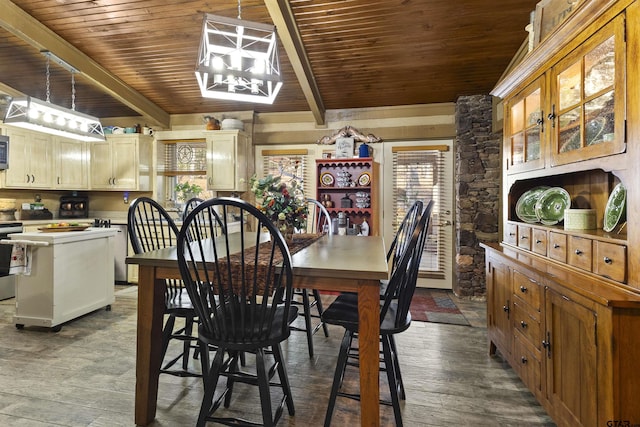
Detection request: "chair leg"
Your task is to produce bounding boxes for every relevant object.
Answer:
[272,343,295,415]
[256,348,275,427]
[223,351,240,408]
[389,335,406,400]
[382,335,403,427]
[198,346,225,427]
[312,290,330,337]
[301,289,315,358]
[182,315,195,370]
[324,329,353,427]
[160,314,176,364]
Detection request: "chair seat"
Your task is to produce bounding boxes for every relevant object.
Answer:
[199,305,298,350]
[321,298,411,335]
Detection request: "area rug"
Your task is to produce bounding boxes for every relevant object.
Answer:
[410,288,470,326]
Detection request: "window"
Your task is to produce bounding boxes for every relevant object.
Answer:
[259,149,312,197]
[161,140,213,202]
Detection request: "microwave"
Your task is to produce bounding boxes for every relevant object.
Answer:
[0,135,7,170]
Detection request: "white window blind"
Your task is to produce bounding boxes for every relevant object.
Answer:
[392,145,449,278]
[260,149,312,198]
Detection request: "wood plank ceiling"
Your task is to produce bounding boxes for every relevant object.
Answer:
[0,0,539,127]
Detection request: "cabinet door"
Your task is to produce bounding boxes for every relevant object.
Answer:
[545,288,597,427]
[111,138,138,189]
[28,136,53,188]
[487,257,511,358]
[2,128,51,188]
[3,127,31,187]
[206,132,248,191]
[505,77,545,174]
[550,15,625,166]
[54,137,89,189]
[90,140,114,189]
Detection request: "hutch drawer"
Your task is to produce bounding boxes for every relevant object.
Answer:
[517,225,532,251]
[593,240,626,282]
[532,229,547,256]
[548,232,567,263]
[512,269,541,311]
[567,235,592,272]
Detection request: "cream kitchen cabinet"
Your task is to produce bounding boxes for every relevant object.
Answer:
[90,134,152,190]
[1,126,53,189]
[53,136,89,189]
[206,130,248,191]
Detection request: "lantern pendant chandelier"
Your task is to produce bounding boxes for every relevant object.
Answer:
[195,0,282,104]
[3,51,105,142]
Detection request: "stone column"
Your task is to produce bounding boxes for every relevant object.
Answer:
[454,95,501,297]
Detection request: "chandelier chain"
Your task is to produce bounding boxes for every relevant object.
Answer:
[71,72,76,111]
[45,54,51,103]
[237,0,242,20]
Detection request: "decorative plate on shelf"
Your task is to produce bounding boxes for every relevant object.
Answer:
[515,186,549,223]
[320,172,335,187]
[357,171,371,186]
[534,187,571,225]
[603,183,626,232]
[38,223,91,232]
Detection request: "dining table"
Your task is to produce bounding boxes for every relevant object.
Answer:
[126,233,389,426]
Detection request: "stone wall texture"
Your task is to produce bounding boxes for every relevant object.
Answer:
[454,95,502,298]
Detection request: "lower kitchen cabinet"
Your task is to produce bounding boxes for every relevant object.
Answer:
[482,242,640,427]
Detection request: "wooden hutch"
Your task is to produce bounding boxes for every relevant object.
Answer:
[482,0,640,426]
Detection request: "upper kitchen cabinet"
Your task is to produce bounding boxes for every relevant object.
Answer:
[505,76,546,174]
[1,126,53,189]
[90,134,153,191]
[549,15,626,167]
[206,130,249,192]
[52,137,89,190]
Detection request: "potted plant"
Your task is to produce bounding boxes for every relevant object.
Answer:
[175,181,203,204]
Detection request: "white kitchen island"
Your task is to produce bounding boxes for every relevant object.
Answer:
[10,228,117,331]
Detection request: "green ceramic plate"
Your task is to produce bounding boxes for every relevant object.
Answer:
[603,183,626,232]
[515,186,549,223]
[534,187,571,225]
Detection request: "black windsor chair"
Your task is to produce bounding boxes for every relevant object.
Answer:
[177,197,297,427]
[127,197,200,378]
[321,200,433,426]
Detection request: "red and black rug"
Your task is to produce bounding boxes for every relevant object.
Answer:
[409,288,470,326]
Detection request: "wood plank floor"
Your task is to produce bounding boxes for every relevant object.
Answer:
[0,286,556,426]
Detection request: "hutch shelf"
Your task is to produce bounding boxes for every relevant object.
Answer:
[315,157,377,236]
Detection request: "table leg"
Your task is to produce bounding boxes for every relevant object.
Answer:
[357,279,380,426]
[135,266,166,426]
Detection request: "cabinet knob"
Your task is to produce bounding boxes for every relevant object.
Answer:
[519,285,528,293]
[521,356,528,364]
[535,239,542,244]
[509,232,516,236]
[520,320,528,329]
[520,235,528,240]
[604,257,612,264]
[553,243,560,249]
[502,305,510,313]
[575,249,583,255]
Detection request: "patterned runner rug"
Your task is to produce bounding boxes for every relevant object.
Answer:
[410,288,470,326]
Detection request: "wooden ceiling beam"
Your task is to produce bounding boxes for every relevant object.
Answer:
[0,0,170,127]
[264,0,325,126]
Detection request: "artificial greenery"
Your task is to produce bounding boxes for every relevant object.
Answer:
[174,181,203,202]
